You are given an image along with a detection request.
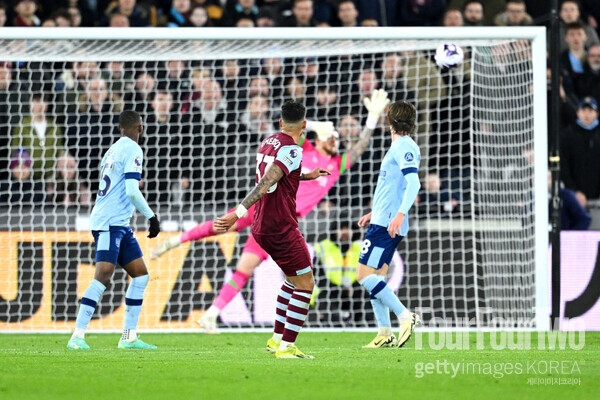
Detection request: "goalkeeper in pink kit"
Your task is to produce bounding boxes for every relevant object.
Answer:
[150,89,391,333]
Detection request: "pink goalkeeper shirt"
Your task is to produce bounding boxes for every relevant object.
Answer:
[296,137,351,218]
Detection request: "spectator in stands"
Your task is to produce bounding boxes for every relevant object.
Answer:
[360,17,378,27]
[0,148,45,205]
[378,52,417,108]
[547,172,591,231]
[493,0,532,26]
[259,56,287,111]
[167,0,191,27]
[397,0,447,26]
[235,16,254,27]
[49,8,73,26]
[216,59,248,111]
[559,0,600,53]
[462,0,485,26]
[415,171,460,218]
[192,0,225,26]
[188,77,238,205]
[181,67,210,113]
[0,1,7,27]
[63,0,97,26]
[11,92,65,181]
[256,7,275,27]
[45,152,92,208]
[312,214,366,327]
[142,89,192,207]
[55,60,102,117]
[0,62,20,181]
[65,76,121,193]
[442,9,463,27]
[355,0,396,26]
[560,96,600,209]
[336,0,358,27]
[156,60,191,111]
[581,0,600,37]
[239,94,275,139]
[124,71,156,115]
[13,0,41,27]
[183,4,213,27]
[308,85,341,123]
[560,21,589,100]
[102,0,157,27]
[278,0,316,27]
[226,0,259,26]
[575,44,600,102]
[108,11,129,26]
[101,61,133,100]
[66,5,82,27]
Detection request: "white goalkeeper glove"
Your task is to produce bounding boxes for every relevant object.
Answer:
[363,89,390,129]
[306,120,335,141]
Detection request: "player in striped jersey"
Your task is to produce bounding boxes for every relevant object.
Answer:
[357,100,421,349]
[150,89,390,334]
[67,110,161,350]
[215,100,330,358]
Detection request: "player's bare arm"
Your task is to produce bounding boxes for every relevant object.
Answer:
[347,126,373,168]
[358,211,372,228]
[214,164,286,233]
[301,167,331,180]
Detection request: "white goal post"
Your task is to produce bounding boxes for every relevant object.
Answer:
[0,26,548,332]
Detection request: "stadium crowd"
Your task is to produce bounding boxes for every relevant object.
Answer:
[0,0,598,230]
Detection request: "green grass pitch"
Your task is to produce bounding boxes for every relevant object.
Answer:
[0,332,598,400]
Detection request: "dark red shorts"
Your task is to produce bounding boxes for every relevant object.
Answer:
[252,228,313,277]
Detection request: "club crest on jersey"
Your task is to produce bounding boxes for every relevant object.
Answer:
[404,152,414,162]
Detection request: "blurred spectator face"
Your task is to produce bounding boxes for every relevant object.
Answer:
[293,0,313,25]
[239,0,255,9]
[443,10,463,27]
[30,96,47,117]
[0,64,11,89]
[110,13,130,27]
[357,70,379,95]
[257,14,274,27]
[221,60,239,79]
[188,6,208,26]
[152,91,174,116]
[11,161,32,181]
[316,87,337,106]
[15,0,37,18]
[56,154,78,181]
[360,18,378,27]
[424,173,442,192]
[338,1,358,26]
[286,77,305,100]
[559,1,580,24]
[0,7,6,26]
[190,68,210,89]
[381,53,402,79]
[105,61,125,77]
[297,58,318,77]
[118,0,136,14]
[135,72,155,95]
[248,95,269,118]
[248,77,269,97]
[200,80,223,109]
[68,7,81,27]
[463,2,483,24]
[338,115,360,148]
[167,60,186,78]
[55,14,72,27]
[577,106,599,125]
[87,78,109,106]
[75,61,100,81]
[236,18,254,27]
[587,45,600,71]
[505,1,526,25]
[262,57,283,75]
[173,0,191,13]
[42,18,56,27]
[565,27,587,51]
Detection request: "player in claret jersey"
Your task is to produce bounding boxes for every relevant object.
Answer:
[150,90,390,334]
[215,100,330,358]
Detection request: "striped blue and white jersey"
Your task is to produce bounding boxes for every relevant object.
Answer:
[90,137,144,230]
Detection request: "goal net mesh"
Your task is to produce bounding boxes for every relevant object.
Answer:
[0,32,539,331]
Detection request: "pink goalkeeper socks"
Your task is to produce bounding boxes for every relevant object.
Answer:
[213,270,251,310]
[181,221,215,243]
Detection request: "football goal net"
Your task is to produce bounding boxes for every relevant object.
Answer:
[0,26,548,332]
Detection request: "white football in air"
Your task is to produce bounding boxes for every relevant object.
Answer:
[435,43,464,69]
